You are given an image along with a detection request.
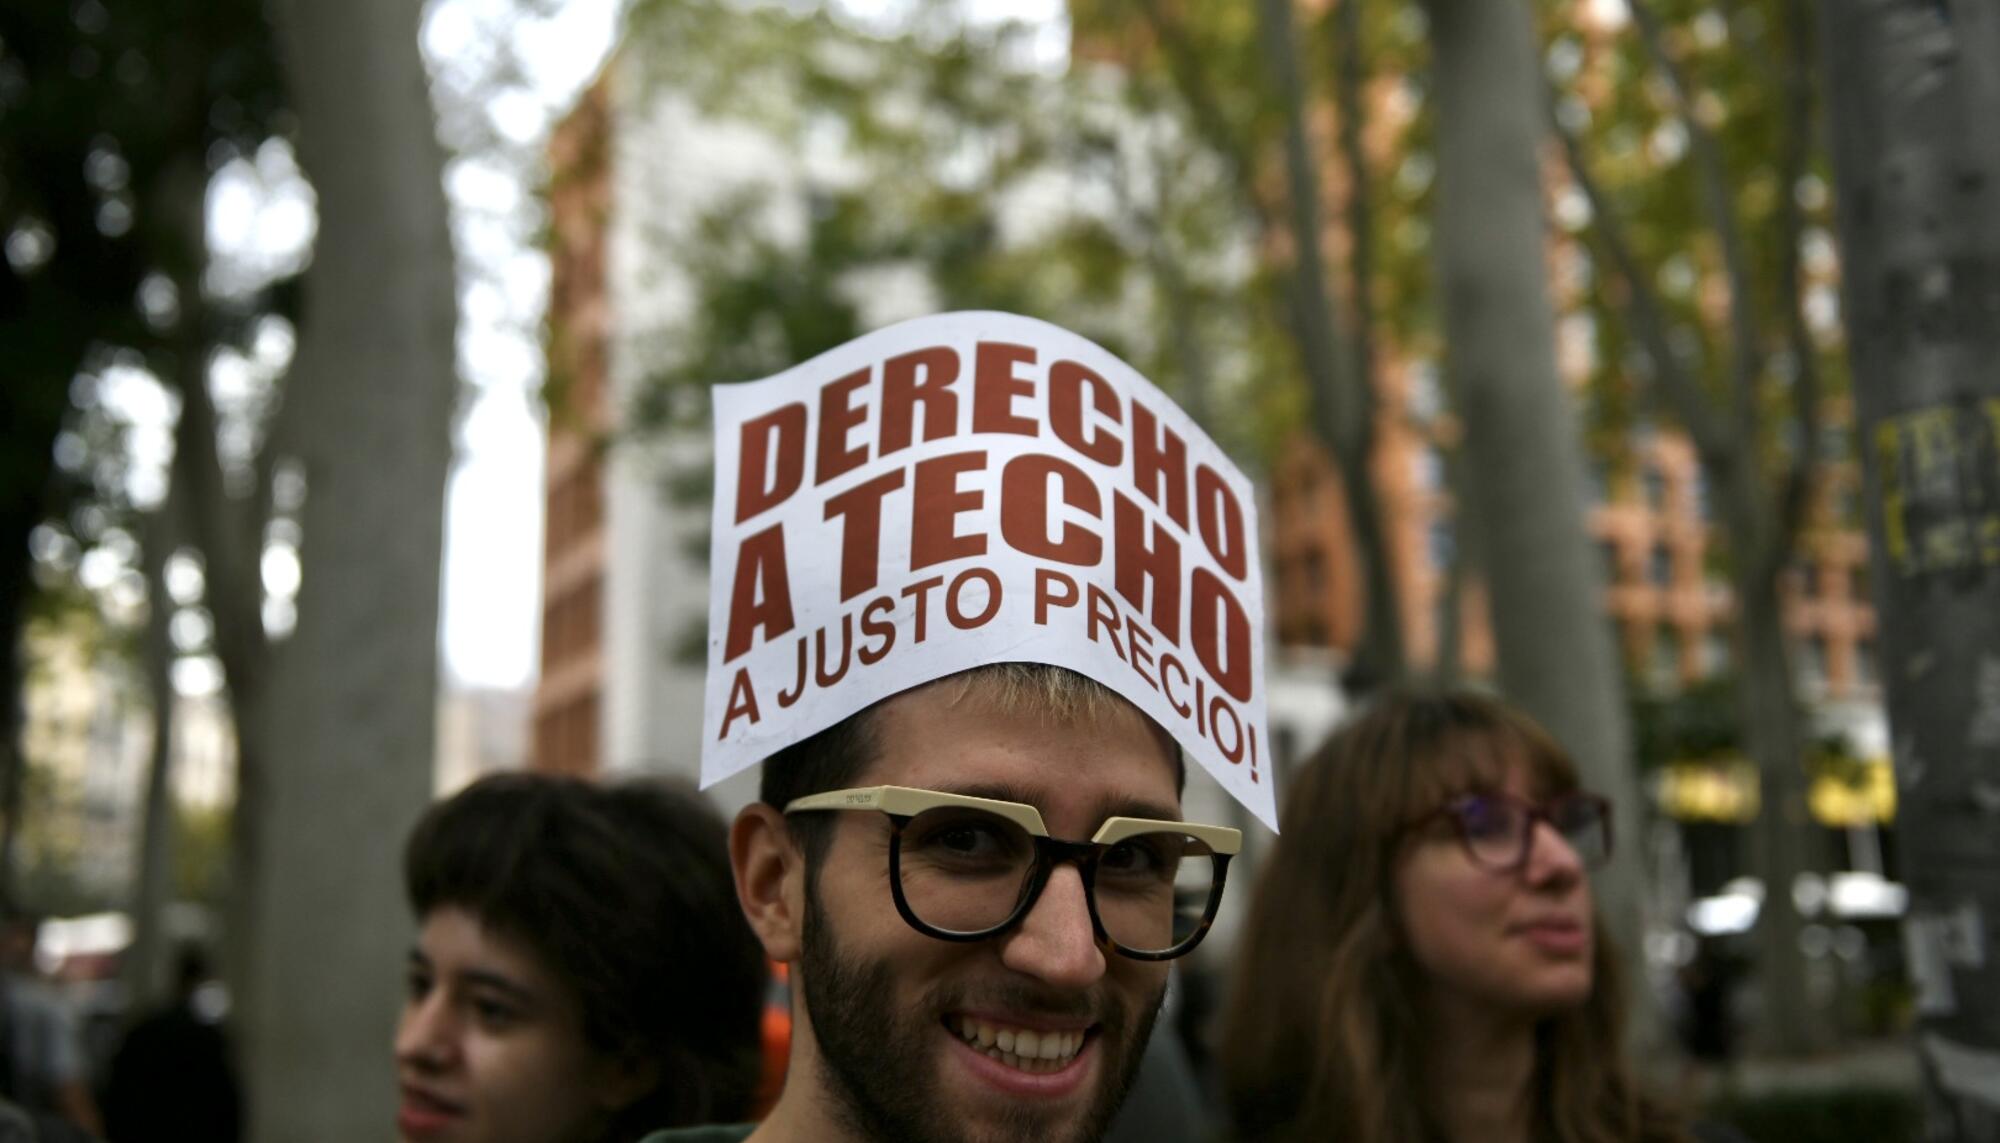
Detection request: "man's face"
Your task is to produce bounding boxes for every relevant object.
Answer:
[795,681,1178,1143]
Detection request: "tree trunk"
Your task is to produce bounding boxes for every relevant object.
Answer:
[1727,496,1818,1056]
[125,491,182,1016]
[243,0,459,1136]
[1256,0,1406,685]
[1823,1,2000,1132]
[1421,0,1648,1024]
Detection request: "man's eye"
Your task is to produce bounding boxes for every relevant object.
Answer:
[405,971,433,1002]
[928,823,1005,856]
[906,811,1025,865]
[1100,840,1163,876]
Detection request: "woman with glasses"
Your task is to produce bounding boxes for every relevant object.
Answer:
[1219,689,1728,1143]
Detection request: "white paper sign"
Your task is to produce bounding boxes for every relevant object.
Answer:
[700,311,1276,829]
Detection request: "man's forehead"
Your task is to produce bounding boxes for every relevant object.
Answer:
[856,680,1183,819]
[927,779,1182,825]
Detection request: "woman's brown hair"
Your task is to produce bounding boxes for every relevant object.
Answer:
[1219,688,1685,1143]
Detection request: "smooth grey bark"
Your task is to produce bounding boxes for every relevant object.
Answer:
[125,485,182,1017]
[1823,2,2000,1134]
[1420,0,1647,1017]
[1550,0,1826,1056]
[242,0,459,1137]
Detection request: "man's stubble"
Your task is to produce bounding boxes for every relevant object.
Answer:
[796,874,1163,1143]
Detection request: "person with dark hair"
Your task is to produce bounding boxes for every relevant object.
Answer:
[649,663,1240,1143]
[101,945,241,1142]
[1219,689,1736,1143]
[395,773,766,1143]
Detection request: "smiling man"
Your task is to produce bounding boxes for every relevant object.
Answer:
[642,663,1235,1143]
[657,312,1273,1143]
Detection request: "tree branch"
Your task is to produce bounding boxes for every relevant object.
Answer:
[173,362,269,696]
[1771,0,1824,563]
[1626,0,1765,443]
[1133,0,1266,220]
[1332,0,1380,415]
[1551,100,1732,468]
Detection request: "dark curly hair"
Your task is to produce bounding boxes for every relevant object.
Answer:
[404,773,766,1138]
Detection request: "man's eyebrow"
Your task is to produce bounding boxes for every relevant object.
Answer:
[934,781,1043,807]
[1096,797,1182,824]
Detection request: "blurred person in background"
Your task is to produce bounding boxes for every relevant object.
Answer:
[0,903,100,1141]
[396,773,767,1143]
[101,945,240,1142]
[1219,690,1739,1143]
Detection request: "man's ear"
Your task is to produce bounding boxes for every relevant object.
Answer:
[732,803,806,963]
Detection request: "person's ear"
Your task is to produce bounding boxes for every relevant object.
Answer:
[732,804,806,963]
[592,1055,660,1117]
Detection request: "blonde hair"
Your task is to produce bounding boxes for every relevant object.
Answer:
[1219,688,1685,1143]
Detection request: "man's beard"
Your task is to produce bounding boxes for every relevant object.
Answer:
[797,875,1163,1143]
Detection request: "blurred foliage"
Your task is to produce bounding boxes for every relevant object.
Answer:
[15,760,113,917]
[1,0,291,906]
[1807,727,1873,789]
[611,0,1294,473]
[1630,671,1742,770]
[1537,0,1852,526]
[0,0,292,555]
[173,799,231,906]
[1069,0,1444,438]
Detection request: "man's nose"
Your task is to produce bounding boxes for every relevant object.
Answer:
[999,864,1107,988]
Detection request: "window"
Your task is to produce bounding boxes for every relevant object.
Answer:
[1413,447,1446,492]
[1429,519,1456,568]
[1801,633,1830,687]
[1586,460,1610,503]
[1642,465,1669,511]
[1833,483,1859,526]
[1407,361,1444,421]
[1649,543,1675,587]
[1651,627,1682,685]
[1855,638,1879,689]
[1701,630,1732,676]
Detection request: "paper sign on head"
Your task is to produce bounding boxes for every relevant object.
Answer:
[700,311,1278,831]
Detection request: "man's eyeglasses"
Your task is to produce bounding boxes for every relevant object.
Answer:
[783,785,1242,961]
[1407,790,1613,874]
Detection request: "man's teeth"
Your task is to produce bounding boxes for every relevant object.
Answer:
[954,1016,1085,1073]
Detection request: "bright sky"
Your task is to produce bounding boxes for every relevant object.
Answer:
[436,0,1065,690]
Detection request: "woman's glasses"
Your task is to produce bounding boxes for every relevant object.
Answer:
[1409,790,1613,873]
[783,785,1241,961]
